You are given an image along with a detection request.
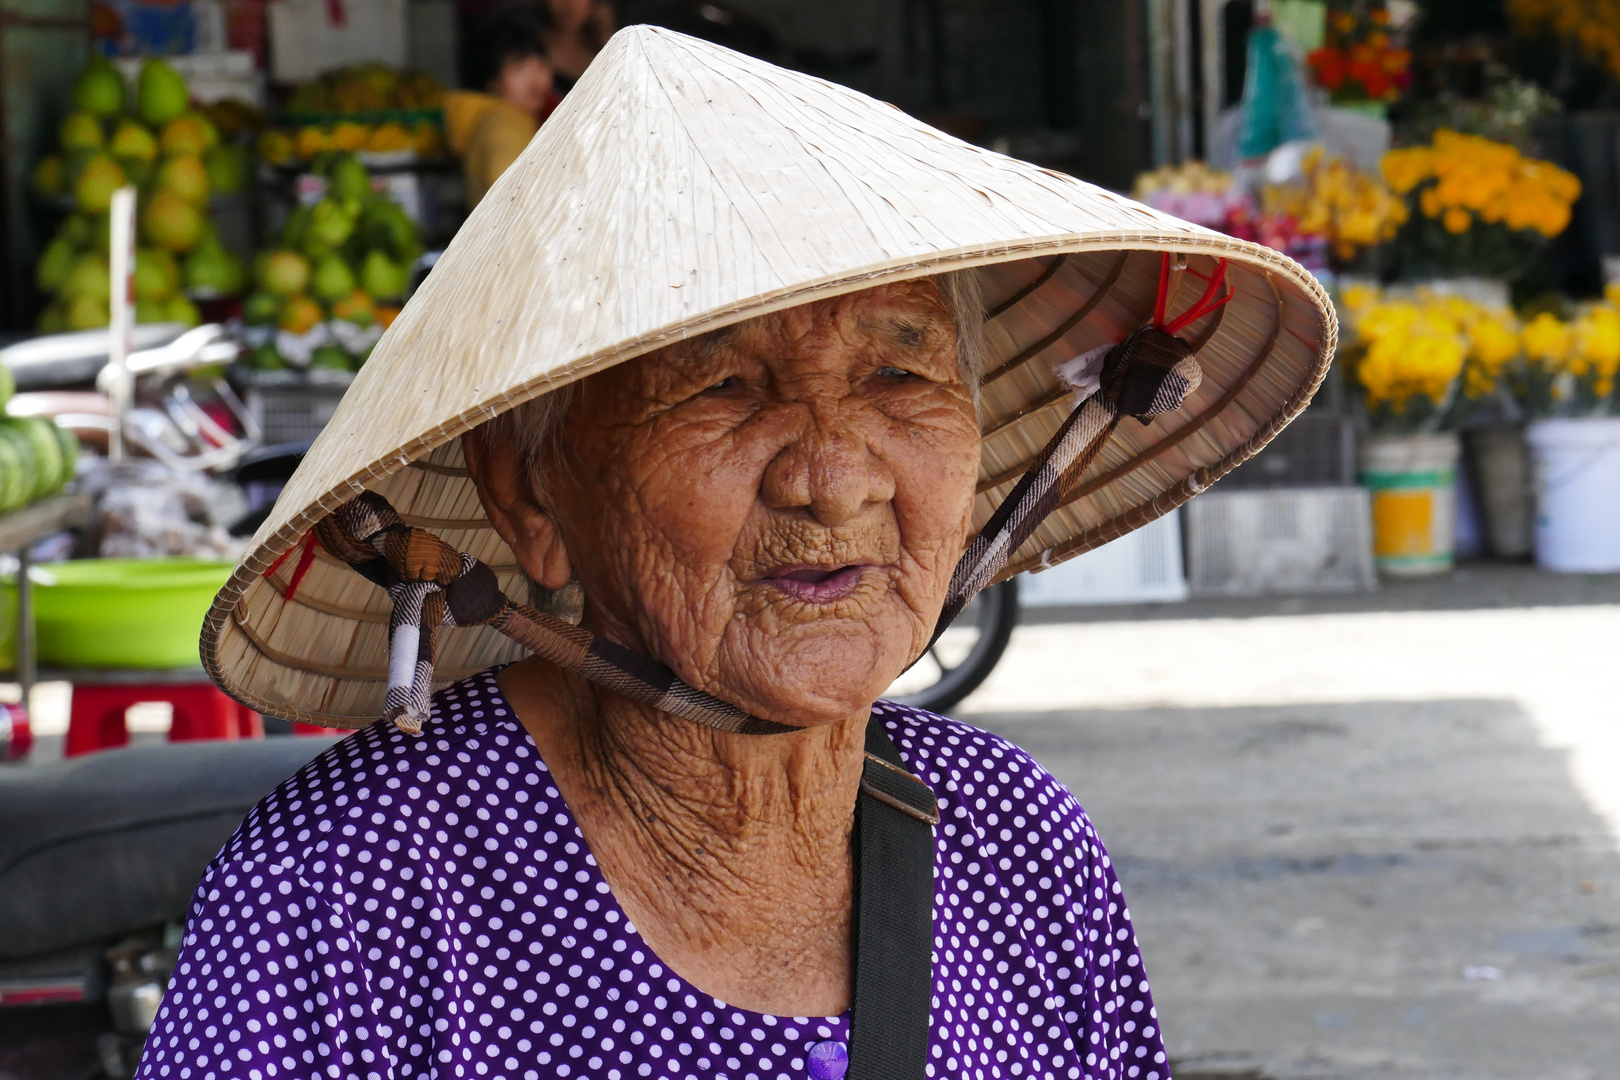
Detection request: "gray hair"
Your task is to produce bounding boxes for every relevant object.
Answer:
[482,269,988,490]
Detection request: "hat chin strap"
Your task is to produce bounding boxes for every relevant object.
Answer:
[311,262,1215,737]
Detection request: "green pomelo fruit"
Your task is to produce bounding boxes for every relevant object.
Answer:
[183,242,245,295]
[310,255,356,304]
[159,113,217,158]
[306,199,355,249]
[35,237,78,293]
[359,250,407,301]
[280,205,311,250]
[309,344,353,373]
[61,253,111,303]
[204,143,249,195]
[258,249,311,298]
[63,293,109,331]
[73,58,125,119]
[73,154,125,213]
[59,112,103,154]
[330,288,374,327]
[278,294,323,334]
[362,199,421,261]
[32,156,64,197]
[133,247,180,302]
[137,60,189,127]
[140,189,204,252]
[109,119,158,166]
[156,154,208,204]
[166,294,201,327]
[135,297,168,324]
[329,154,372,203]
[242,290,281,326]
[249,343,287,372]
[0,357,14,412]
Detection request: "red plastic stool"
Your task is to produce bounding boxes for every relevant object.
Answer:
[64,683,262,757]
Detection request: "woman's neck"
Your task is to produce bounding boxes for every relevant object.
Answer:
[498,655,865,1015]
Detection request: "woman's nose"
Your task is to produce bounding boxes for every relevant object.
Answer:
[760,401,895,526]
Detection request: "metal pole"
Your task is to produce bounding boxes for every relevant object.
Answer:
[107,187,137,465]
[17,542,33,718]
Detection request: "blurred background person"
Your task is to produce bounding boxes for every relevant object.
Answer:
[542,0,616,95]
[447,5,560,207]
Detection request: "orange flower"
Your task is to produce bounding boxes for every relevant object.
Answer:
[1443,206,1472,234]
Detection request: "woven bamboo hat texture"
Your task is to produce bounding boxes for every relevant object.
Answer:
[204,25,1337,727]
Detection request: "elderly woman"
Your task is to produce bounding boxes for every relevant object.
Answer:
[139,28,1332,1080]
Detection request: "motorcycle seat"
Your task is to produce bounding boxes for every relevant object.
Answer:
[0,739,331,959]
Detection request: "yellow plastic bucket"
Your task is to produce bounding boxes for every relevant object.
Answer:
[1358,432,1460,576]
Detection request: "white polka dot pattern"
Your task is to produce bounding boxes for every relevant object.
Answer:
[135,669,1167,1080]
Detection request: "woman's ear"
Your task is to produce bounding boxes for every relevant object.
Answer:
[462,427,574,589]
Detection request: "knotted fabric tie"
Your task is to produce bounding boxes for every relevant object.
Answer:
[932,253,1216,636]
[314,493,801,736]
[312,252,1216,737]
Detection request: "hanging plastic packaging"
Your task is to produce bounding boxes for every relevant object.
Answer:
[1238,23,1318,161]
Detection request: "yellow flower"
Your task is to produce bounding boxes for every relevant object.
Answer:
[1468,313,1521,371]
[1381,147,1434,195]
[1442,206,1473,234]
[1574,305,1620,380]
[1522,312,1574,368]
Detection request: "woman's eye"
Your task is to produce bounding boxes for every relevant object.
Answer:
[877,366,915,379]
[703,375,743,394]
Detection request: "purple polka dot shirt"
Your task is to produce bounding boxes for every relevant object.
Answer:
[135,670,1167,1080]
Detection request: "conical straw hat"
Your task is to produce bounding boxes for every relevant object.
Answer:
[204,26,1337,727]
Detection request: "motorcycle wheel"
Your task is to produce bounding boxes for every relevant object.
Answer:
[886,578,1020,715]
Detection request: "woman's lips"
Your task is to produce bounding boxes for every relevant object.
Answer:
[759,564,871,603]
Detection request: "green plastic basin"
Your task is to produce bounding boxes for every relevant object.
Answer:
[21,558,234,669]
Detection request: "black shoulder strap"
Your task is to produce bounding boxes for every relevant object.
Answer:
[848,717,938,1080]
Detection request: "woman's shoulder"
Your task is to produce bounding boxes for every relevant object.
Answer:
[871,699,1084,821]
[213,669,525,873]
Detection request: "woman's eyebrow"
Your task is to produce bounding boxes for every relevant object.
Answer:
[865,314,932,348]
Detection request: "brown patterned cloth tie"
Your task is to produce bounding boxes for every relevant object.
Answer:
[315,494,800,736]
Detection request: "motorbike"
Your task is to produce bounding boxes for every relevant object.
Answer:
[0,739,328,1079]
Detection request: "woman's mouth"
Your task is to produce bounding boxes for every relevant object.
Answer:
[759,564,871,603]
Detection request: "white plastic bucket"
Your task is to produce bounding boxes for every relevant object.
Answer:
[1358,432,1460,576]
[1525,418,1620,572]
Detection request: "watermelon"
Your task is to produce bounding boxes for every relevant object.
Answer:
[0,427,33,511]
[53,422,79,484]
[0,418,62,501]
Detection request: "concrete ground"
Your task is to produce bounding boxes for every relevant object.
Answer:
[959,564,1620,1080]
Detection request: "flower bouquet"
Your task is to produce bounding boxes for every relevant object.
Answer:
[1515,299,1620,419]
[1257,148,1408,270]
[1130,162,1254,231]
[1380,131,1581,280]
[1307,5,1413,110]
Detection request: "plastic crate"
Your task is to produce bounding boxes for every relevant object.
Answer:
[1219,414,1356,489]
[1020,510,1189,606]
[1184,487,1375,597]
[245,383,351,445]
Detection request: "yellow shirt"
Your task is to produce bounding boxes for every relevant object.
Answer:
[444,91,540,208]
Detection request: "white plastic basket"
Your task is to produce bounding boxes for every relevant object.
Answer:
[1020,510,1189,607]
[1184,486,1376,597]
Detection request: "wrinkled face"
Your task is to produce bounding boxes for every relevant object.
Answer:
[537,281,981,726]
